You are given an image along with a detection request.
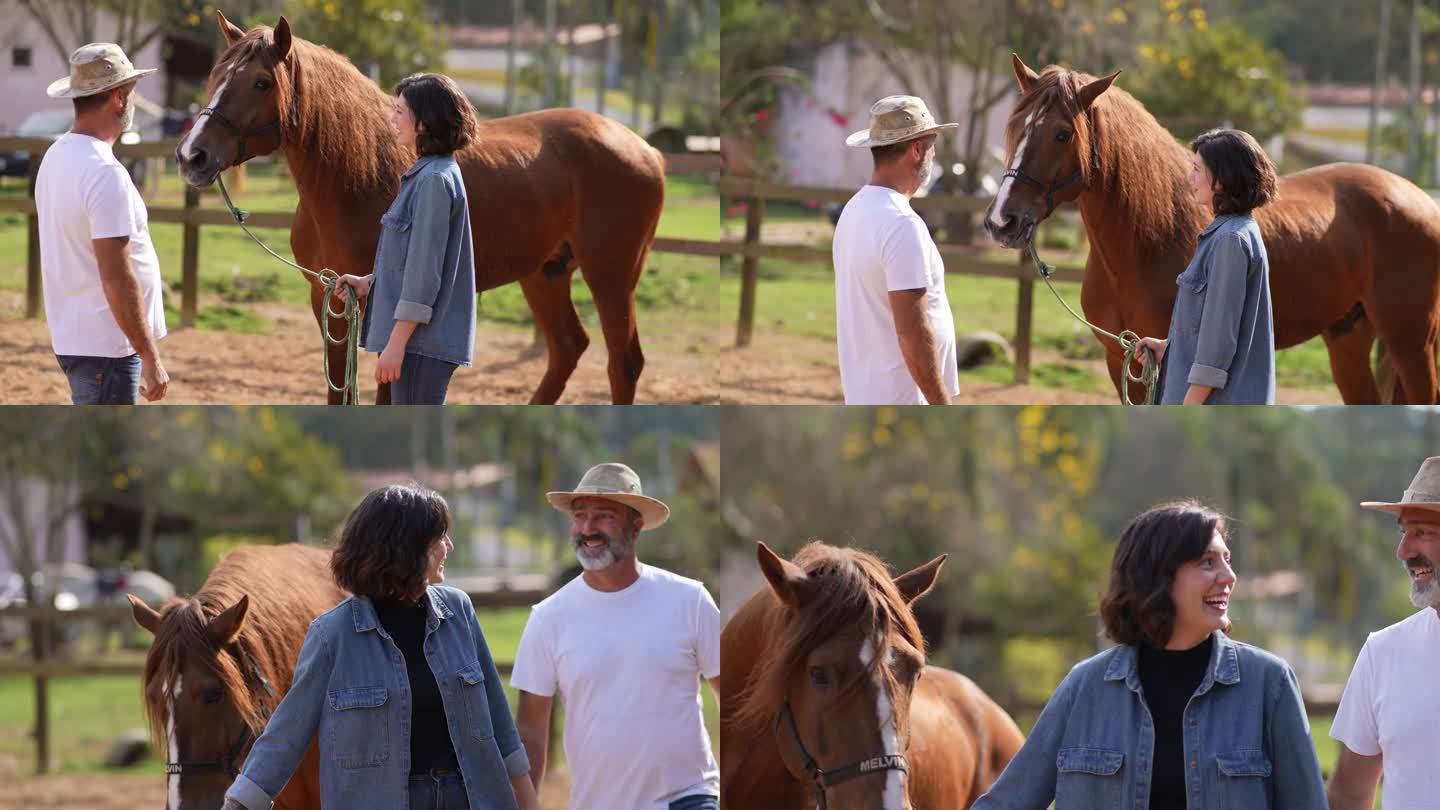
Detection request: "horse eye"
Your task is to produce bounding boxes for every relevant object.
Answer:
[809,666,832,688]
[254,78,271,92]
[1056,130,1072,143]
[202,688,223,705]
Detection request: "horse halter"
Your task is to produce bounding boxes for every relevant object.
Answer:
[165,651,277,779]
[195,106,281,165]
[1001,110,1101,219]
[778,700,910,810]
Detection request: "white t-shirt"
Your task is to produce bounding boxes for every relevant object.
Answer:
[1330,607,1440,809]
[833,184,959,405]
[510,564,721,810]
[36,132,166,357]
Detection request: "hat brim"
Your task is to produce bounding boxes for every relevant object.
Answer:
[845,121,959,148]
[1360,500,1440,515]
[47,68,156,99]
[546,491,670,530]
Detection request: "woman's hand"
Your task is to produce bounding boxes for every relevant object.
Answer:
[331,274,372,307]
[376,341,405,384]
[1132,336,1167,364]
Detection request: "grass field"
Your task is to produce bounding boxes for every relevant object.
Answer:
[0,168,722,338]
[0,606,719,779]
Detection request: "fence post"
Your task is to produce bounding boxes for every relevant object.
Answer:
[735,196,765,348]
[26,158,41,319]
[31,603,52,775]
[182,184,201,328]
[1014,251,1034,385]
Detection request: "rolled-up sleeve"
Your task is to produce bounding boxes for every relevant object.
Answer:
[394,175,455,324]
[1188,234,1252,389]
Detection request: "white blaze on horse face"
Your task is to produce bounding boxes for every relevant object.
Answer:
[858,639,905,810]
[988,106,1045,230]
[166,675,183,810]
[179,74,230,163]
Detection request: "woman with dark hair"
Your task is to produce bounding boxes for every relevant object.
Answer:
[1134,128,1278,404]
[972,501,1326,810]
[335,73,479,404]
[222,485,540,810]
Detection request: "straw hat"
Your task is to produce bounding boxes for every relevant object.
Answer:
[546,463,670,530]
[845,95,959,148]
[1360,456,1440,515]
[47,43,156,100]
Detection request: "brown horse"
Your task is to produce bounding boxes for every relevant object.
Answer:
[721,541,1023,810]
[177,12,665,404]
[128,543,345,810]
[985,54,1440,404]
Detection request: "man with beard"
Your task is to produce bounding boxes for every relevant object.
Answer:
[1328,456,1440,809]
[36,43,168,403]
[511,463,720,810]
[832,94,960,405]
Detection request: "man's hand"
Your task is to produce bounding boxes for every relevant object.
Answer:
[139,354,169,402]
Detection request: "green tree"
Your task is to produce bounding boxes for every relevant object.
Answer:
[1127,20,1304,143]
[279,0,446,89]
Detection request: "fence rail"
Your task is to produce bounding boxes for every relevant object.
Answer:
[0,584,551,774]
[0,136,722,330]
[717,176,1088,383]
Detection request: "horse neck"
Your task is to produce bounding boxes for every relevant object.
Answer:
[722,594,805,804]
[1078,101,1205,294]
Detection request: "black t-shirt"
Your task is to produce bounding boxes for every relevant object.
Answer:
[1138,635,1214,810]
[372,597,459,773]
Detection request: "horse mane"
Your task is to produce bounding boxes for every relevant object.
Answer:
[214,26,409,194]
[140,548,313,753]
[730,542,926,736]
[1007,65,1199,248]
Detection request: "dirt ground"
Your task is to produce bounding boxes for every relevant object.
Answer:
[0,769,574,809]
[0,294,1342,405]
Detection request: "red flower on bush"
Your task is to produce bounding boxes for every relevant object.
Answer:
[753,109,771,123]
[827,111,849,128]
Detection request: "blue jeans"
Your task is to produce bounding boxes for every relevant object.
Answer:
[407,770,468,809]
[391,351,458,404]
[55,353,140,404]
[669,796,719,810]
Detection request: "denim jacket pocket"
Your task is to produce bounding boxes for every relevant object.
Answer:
[376,211,413,274]
[1171,267,1208,335]
[1055,747,1124,810]
[326,685,390,769]
[1216,749,1271,810]
[457,661,496,741]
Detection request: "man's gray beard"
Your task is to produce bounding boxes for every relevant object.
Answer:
[119,95,135,133]
[916,144,935,188]
[573,527,636,571]
[1410,569,1440,609]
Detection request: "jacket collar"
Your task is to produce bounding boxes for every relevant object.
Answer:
[349,587,452,633]
[1103,630,1241,695]
[403,154,443,180]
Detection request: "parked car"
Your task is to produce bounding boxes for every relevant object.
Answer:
[0,95,166,182]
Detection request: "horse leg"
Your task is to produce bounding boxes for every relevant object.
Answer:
[1367,281,1440,404]
[1320,310,1382,404]
[307,280,366,405]
[577,239,650,405]
[519,270,589,404]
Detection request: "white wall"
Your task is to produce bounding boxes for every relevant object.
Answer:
[772,39,1013,190]
[0,478,86,573]
[0,3,167,135]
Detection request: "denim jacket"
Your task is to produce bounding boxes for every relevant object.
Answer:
[361,154,477,367]
[1157,214,1275,404]
[226,586,528,810]
[972,631,1325,810]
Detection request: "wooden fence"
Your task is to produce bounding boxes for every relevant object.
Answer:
[0,582,553,775]
[0,136,722,329]
[718,176,1088,385]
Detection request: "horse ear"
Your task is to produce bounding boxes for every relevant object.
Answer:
[894,554,946,604]
[756,541,811,608]
[206,595,250,646]
[1076,69,1121,110]
[272,16,293,62]
[128,594,161,636]
[216,10,245,46]
[1012,53,1040,93]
